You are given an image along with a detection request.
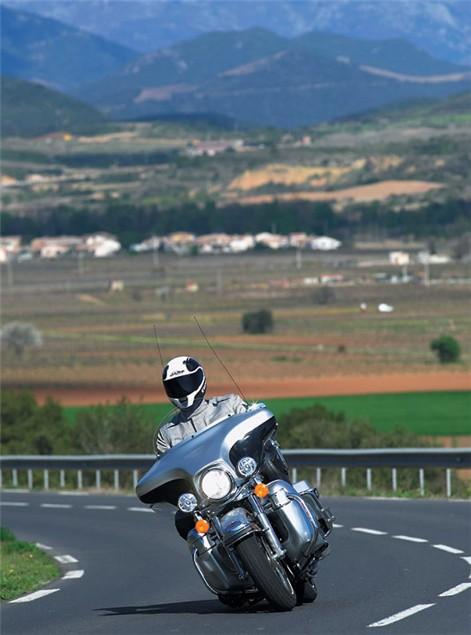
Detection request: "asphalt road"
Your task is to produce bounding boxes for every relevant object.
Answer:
[1,491,470,635]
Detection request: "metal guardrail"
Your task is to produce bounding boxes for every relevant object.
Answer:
[1,448,470,497]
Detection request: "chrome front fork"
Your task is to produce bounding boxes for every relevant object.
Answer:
[248,494,285,560]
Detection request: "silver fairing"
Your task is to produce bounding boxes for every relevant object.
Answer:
[136,405,276,505]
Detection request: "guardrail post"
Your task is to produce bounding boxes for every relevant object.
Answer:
[291,467,298,482]
[95,469,101,490]
[446,469,452,497]
[0,470,3,488]
[419,468,425,496]
[114,469,119,491]
[366,468,372,491]
[392,468,397,493]
[60,470,65,488]
[341,467,347,488]
[133,469,138,489]
[77,470,83,489]
[12,469,18,488]
[43,469,49,490]
[27,469,33,490]
[316,467,321,487]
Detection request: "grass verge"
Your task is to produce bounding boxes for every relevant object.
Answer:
[0,527,60,601]
[64,391,471,436]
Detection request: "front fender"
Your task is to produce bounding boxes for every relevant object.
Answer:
[220,507,259,547]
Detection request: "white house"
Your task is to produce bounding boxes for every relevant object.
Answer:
[83,233,121,258]
[311,236,342,251]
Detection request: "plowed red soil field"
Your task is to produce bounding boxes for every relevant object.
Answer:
[33,371,470,406]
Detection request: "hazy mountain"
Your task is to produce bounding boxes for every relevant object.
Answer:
[1,76,108,137]
[79,28,471,127]
[0,5,137,91]
[5,0,471,65]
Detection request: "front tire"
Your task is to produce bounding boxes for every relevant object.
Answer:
[235,534,296,611]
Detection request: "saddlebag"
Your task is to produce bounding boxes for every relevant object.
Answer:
[294,480,334,537]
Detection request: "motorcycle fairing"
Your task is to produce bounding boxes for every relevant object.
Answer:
[136,405,276,505]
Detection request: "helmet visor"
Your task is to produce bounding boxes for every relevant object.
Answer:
[164,368,204,399]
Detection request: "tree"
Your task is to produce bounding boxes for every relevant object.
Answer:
[242,309,274,334]
[430,335,461,364]
[0,322,42,358]
[313,287,335,305]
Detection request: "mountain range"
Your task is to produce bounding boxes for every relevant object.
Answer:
[79,28,471,127]
[5,0,471,65]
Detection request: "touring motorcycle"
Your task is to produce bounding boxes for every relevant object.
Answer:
[136,403,333,611]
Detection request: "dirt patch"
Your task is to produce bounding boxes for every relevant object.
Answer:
[32,371,470,406]
[227,180,443,205]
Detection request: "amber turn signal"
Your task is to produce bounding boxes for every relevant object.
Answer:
[195,519,210,534]
[254,483,269,498]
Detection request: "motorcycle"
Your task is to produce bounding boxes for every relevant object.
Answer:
[136,403,334,611]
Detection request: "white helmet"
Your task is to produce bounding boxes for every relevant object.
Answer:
[162,356,207,410]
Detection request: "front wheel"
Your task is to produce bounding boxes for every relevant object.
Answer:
[235,534,296,611]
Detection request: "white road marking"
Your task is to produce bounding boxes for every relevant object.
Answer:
[438,582,471,597]
[60,491,90,496]
[9,589,60,603]
[460,556,471,564]
[368,604,435,627]
[352,527,387,535]
[127,507,153,513]
[1,488,30,493]
[84,505,116,510]
[432,544,464,555]
[62,570,84,580]
[0,501,29,507]
[393,535,428,543]
[55,555,78,564]
[35,543,52,550]
[41,503,72,509]
[333,523,343,528]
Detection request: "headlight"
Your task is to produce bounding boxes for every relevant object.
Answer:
[177,492,197,513]
[237,456,257,477]
[200,469,232,500]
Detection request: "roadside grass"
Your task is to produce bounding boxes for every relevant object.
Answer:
[0,527,60,601]
[63,391,471,436]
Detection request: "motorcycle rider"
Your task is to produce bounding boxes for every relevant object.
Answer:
[156,356,290,537]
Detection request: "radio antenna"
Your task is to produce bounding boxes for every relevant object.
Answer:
[153,323,164,368]
[192,314,248,403]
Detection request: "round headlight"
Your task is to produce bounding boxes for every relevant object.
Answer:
[177,493,197,513]
[237,456,257,477]
[200,469,232,500]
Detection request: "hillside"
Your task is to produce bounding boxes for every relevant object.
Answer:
[0,5,137,91]
[7,0,471,65]
[81,29,471,128]
[1,76,108,137]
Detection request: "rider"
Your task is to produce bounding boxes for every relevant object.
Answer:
[155,355,289,537]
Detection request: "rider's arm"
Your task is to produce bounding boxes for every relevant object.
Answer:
[155,426,171,458]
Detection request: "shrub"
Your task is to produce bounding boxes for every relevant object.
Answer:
[242,309,274,334]
[430,335,461,364]
[0,322,42,357]
[313,286,335,305]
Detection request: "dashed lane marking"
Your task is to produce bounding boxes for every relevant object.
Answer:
[0,501,29,507]
[438,583,471,597]
[127,507,153,512]
[333,523,343,528]
[432,544,464,555]
[55,555,78,564]
[460,556,471,564]
[62,570,84,580]
[9,589,60,603]
[35,543,52,550]
[368,604,436,628]
[84,505,116,510]
[352,527,387,535]
[41,503,72,509]
[393,535,428,543]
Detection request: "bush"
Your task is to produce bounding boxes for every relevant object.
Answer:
[71,399,153,454]
[313,287,335,305]
[430,335,461,364]
[242,309,274,334]
[0,390,69,454]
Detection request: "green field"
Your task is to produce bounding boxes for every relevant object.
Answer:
[64,391,471,437]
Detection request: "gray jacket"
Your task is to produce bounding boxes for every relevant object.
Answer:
[155,394,248,457]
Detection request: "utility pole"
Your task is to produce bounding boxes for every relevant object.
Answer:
[424,259,430,287]
[152,242,160,268]
[6,258,13,287]
[217,268,223,295]
[296,248,302,271]
[78,251,84,276]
